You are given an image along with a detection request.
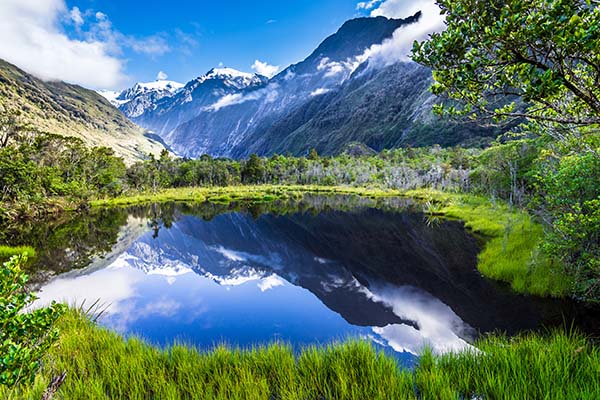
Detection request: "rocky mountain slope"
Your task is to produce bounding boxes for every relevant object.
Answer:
[103,68,269,141]
[0,59,166,162]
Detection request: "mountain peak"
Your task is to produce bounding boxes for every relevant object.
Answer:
[306,13,422,64]
[205,67,256,79]
[187,67,268,91]
[131,80,184,94]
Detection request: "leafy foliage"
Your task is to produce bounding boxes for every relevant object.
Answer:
[537,153,600,300]
[412,0,600,127]
[0,123,127,222]
[0,256,65,387]
[412,0,600,302]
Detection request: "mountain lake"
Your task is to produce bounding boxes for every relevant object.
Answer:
[11,194,599,368]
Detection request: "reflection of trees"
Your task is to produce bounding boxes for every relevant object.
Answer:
[175,195,415,222]
[4,195,416,285]
[4,208,129,282]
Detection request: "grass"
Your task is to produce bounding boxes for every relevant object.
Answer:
[89,185,402,208]
[0,245,35,259]
[405,189,571,297]
[415,329,600,399]
[1,311,414,400]
[2,310,598,399]
[94,185,571,297]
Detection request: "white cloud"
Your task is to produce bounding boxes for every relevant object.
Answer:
[69,6,84,26]
[205,84,280,112]
[0,0,173,90]
[284,70,296,81]
[0,0,125,89]
[251,60,280,78]
[206,93,251,111]
[138,297,181,318]
[34,260,144,316]
[317,57,360,79]
[174,29,199,56]
[125,36,170,56]
[156,71,168,80]
[310,88,331,97]
[356,0,445,66]
[257,275,285,292]
[356,0,382,10]
[87,10,170,57]
[360,284,475,355]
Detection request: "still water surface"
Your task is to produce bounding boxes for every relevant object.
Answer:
[16,196,595,366]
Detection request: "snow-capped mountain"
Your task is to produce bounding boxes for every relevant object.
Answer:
[120,80,184,101]
[161,14,429,157]
[100,80,184,106]
[111,68,268,137]
[98,79,184,118]
[97,90,125,106]
[193,67,265,90]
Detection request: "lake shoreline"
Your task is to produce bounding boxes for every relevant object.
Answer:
[2,187,594,399]
[89,185,569,298]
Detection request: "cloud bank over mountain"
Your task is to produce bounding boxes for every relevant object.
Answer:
[0,0,172,89]
[356,0,445,67]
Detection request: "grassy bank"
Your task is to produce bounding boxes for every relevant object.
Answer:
[92,185,568,297]
[89,185,403,208]
[2,310,598,399]
[406,189,570,296]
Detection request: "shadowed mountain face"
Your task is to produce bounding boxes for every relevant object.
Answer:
[30,200,598,356]
[108,15,499,159]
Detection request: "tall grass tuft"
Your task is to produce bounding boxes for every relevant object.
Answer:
[1,311,415,400]
[417,330,600,399]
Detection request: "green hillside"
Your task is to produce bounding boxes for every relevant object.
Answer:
[0,59,165,163]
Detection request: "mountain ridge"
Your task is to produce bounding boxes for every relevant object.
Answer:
[0,59,166,162]
[103,14,498,159]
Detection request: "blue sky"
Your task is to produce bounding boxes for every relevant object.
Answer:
[64,0,368,86]
[0,0,438,90]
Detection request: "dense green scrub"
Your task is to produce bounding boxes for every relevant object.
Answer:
[92,185,567,297]
[1,310,598,400]
[1,127,594,300]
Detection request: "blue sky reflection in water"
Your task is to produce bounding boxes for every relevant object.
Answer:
[34,204,559,365]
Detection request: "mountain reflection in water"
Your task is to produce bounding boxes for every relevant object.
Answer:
[28,197,594,365]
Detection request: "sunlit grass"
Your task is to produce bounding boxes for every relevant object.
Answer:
[0,245,35,259]
[2,310,598,399]
[89,185,402,208]
[0,311,414,400]
[417,330,600,399]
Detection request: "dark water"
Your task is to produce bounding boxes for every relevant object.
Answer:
[7,196,598,366]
